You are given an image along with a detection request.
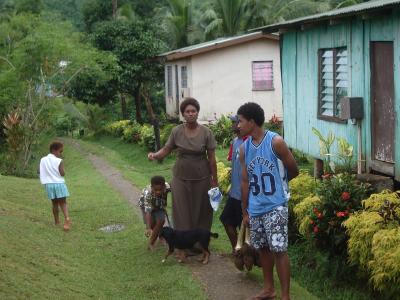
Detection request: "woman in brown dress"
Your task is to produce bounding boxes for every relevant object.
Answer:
[147,98,218,231]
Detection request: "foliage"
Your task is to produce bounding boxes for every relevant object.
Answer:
[264,114,283,134]
[289,170,316,209]
[312,128,357,174]
[369,228,400,295]
[1,110,24,173]
[312,127,335,173]
[139,123,155,150]
[104,120,131,137]
[160,123,175,145]
[217,161,231,195]
[122,121,142,143]
[308,173,372,255]
[208,115,234,148]
[293,195,322,236]
[343,191,400,296]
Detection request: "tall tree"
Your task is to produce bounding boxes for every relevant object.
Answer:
[91,19,166,122]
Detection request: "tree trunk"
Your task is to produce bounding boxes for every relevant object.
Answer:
[142,85,161,153]
[134,86,142,123]
[112,0,118,19]
[120,93,128,119]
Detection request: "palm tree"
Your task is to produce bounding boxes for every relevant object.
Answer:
[200,0,248,39]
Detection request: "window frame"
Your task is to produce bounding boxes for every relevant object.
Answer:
[252,61,274,91]
[181,65,188,88]
[317,47,347,123]
[166,65,173,97]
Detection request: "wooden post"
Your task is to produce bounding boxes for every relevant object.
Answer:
[314,158,324,179]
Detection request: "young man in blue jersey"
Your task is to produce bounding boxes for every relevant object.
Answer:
[237,102,298,300]
[220,115,248,255]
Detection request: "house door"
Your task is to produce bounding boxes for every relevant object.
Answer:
[370,41,395,175]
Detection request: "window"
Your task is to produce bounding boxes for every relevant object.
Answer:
[318,48,348,120]
[252,61,273,90]
[181,66,188,88]
[166,66,173,97]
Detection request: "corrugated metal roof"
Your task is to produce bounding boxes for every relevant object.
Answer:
[159,31,278,61]
[252,0,400,32]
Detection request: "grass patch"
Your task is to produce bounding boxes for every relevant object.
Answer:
[0,141,206,299]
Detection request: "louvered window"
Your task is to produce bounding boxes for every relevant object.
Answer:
[166,65,173,97]
[181,66,188,88]
[318,48,348,120]
[252,61,274,90]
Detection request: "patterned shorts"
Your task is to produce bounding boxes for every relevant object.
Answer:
[249,206,288,252]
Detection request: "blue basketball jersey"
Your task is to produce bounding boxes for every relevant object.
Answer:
[243,131,290,217]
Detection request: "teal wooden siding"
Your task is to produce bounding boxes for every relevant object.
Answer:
[281,9,400,180]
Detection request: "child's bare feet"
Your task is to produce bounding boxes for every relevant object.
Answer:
[63,218,72,231]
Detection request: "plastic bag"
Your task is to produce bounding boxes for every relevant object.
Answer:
[208,187,222,211]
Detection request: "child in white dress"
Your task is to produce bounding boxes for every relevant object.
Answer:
[39,141,71,231]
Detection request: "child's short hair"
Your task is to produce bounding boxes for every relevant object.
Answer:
[151,175,165,186]
[50,141,64,152]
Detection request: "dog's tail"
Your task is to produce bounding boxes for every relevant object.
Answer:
[210,232,219,239]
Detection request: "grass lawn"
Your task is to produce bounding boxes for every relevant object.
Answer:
[78,136,319,300]
[0,141,206,300]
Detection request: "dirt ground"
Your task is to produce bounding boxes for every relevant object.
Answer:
[71,140,263,300]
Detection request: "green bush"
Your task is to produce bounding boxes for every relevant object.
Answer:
[104,120,131,137]
[122,121,141,143]
[208,115,233,148]
[308,173,372,255]
[343,191,400,296]
[217,161,231,195]
[293,195,322,236]
[289,170,316,210]
[160,123,175,146]
[139,124,155,151]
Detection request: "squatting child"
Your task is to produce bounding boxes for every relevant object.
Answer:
[39,141,71,231]
[138,175,170,250]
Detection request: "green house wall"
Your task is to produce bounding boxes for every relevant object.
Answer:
[281,9,400,180]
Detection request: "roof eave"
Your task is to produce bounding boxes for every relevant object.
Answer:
[159,32,279,61]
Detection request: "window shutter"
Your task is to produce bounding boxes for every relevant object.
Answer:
[167,66,173,97]
[252,61,273,90]
[320,50,334,116]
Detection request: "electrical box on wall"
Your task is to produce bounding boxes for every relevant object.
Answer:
[340,97,364,119]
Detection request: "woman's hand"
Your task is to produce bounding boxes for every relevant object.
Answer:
[147,152,156,160]
[211,177,218,188]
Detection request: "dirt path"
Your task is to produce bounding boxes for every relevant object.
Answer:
[70,140,263,300]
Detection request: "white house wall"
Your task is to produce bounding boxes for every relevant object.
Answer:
[165,59,192,118]
[164,39,282,123]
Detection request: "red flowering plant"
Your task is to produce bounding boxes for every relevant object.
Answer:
[308,173,372,256]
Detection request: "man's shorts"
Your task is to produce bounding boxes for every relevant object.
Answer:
[219,196,242,228]
[249,206,288,252]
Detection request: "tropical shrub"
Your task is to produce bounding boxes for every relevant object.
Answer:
[139,124,155,151]
[208,115,233,148]
[289,170,316,209]
[160,123,175,146]
[293,195,322,236]
[264,114,283,136]
[217,161,231,195]
[104,120,131,137]
[122,121,141,143]
[307,173,372,255]
[343,191,400,296]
